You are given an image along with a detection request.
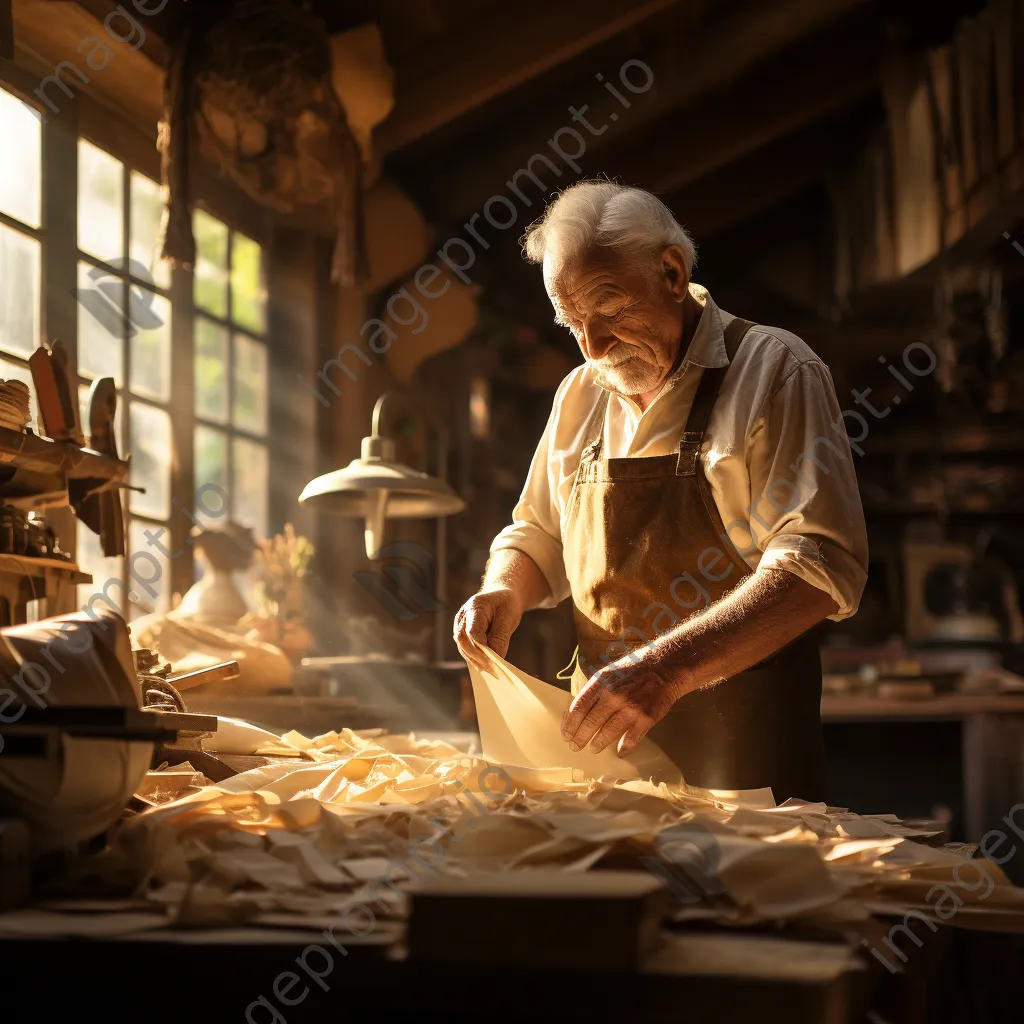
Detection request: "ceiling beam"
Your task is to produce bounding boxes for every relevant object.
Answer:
[73,0,170,65]
[605,31,880,196]
[377,0,682,155]
[666,116,868,241]
[597,0,870,151]
[394,0,871,222]
[12,0,163,128]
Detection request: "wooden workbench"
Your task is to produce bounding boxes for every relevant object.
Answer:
[0,924,865,1023]
[4,914,1024,1023]
[821,693,1024,859]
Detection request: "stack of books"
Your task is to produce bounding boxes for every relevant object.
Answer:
[0,379,31,431]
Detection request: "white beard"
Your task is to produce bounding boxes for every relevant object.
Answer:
[591,344,662,396]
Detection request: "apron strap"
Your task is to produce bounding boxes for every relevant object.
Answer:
[676,317,755,476]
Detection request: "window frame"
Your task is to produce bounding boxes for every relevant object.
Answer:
[191,210,272,540]
[0,70,46,424]
[74,145,180,612]
[0,69,277,614]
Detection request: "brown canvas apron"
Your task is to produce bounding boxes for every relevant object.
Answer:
[561,318,827,802]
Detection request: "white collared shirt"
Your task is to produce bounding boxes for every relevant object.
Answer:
[490,283,869,620]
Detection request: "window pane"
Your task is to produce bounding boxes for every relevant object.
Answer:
[129,401,172,520]
[195,318,228,423]
[233,334,268,435]
[231,233,265,334]
[128,519,171,617]
[0,88,41,228]
[77,260,124,384]
[0,359,37,430]
[129,288,171,402]
[129,171,171,290]
[231,436,268,539]
[76,517,124,613]
[78,139,124,262]
[194,210,228,317]
[0,225,40,358]
[195,424,228,525]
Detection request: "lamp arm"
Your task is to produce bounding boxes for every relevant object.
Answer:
[371,390,430,439]
[371,389,450,478]
[370,391,398,438]
[371,390,447,443]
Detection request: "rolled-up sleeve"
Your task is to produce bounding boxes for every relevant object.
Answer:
[489,389,572,608]
[746,360,868,620]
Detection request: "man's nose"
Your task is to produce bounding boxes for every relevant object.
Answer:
[582,316,616,359]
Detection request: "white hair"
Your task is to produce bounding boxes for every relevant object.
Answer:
[522,180,697,275]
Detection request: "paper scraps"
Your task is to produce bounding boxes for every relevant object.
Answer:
[0,726,1019,946]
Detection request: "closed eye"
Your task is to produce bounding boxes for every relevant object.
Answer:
[595,294,626,317]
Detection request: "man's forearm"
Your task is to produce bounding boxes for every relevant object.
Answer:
[648,569,838,698]
[483,548,552,612]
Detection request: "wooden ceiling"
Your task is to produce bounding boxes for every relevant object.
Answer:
[8,0,992,341]
[373,0,989,345]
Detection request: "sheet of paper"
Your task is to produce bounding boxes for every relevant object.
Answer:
[468,645,681,783]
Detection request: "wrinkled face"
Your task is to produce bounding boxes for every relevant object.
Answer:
[544,244,689,397]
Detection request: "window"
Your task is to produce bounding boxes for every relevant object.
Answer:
[71,141,270,616]
[193,210,270,539]
[0,86,42,421]
[75,138,175,616]
[0,73,279,622]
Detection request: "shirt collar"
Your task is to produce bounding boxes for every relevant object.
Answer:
[667,282,729,380]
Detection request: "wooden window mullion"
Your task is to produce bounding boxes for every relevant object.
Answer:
[40,100,80,561]
[226,228,235,521]
[169,256,196,597]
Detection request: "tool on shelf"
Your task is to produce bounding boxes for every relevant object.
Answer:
[28,341,85,447]
[74,377,126,557]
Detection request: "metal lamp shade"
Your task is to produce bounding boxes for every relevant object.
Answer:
[298,437,465,558]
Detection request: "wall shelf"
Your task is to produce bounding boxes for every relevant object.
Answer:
[0,425,129,487]
[0,427,121,622]
[0,553,91,584]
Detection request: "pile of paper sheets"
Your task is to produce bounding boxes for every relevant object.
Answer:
[0,724,1018,942]
[2,648,1023,942]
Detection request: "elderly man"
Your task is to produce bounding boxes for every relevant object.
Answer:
[454,181,867,801]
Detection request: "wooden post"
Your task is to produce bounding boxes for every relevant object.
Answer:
[39,73,79,564]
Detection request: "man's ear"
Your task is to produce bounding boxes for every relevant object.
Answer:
[661,245,690,300]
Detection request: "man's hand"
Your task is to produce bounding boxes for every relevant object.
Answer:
[561,652,683,757]
[562,570,839,758]
[454,587,523,670]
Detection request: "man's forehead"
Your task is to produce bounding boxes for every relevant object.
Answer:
[543,246,624,299]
